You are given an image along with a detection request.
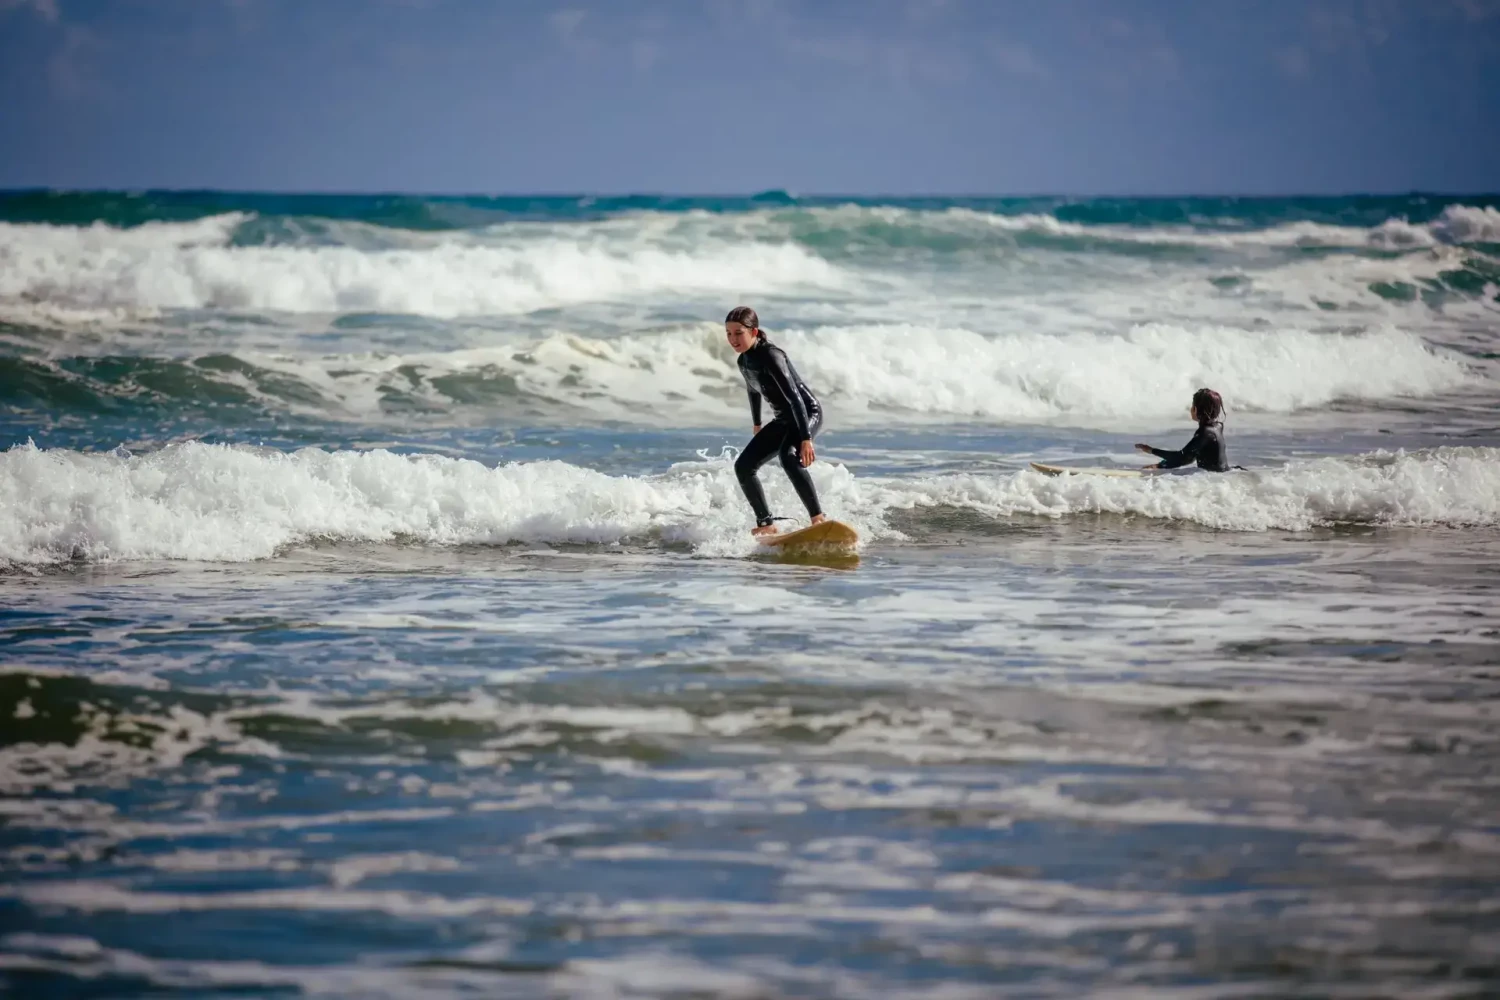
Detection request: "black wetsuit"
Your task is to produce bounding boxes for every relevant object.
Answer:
[1149,420,1229,472]
[735,337,824,526]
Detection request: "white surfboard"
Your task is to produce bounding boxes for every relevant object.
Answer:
[1029,462,1146,479]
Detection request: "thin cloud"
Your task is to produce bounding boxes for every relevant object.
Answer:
[783,32,966,85]
[1453,0,1500,18]
[1303,0,1401,55]
[1272,44,1311,80]
[705,0,782,25]
[48,22,108,100]
[1071,13,1182,90]
[905,0,956,20]
[0,0,58,20]
[0,0,111,102]
[631,38,661,72]
[708,0,965,87]
[548,8,664,73]
[549,8,587,43]
[990,40,1050,81]
[548,7,604,59]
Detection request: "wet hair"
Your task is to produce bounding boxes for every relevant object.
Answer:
[725,306,760,333]
[1193,387,1224,424]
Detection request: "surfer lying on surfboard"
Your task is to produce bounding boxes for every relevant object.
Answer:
[1135,387,1231,472]
[725,306,827,537]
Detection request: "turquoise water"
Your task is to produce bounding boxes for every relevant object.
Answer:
[2,192,1499,997]
[5,189,1497,230]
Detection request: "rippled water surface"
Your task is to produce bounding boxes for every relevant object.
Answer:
[5,526,1498,998]
[3,193,1500,997]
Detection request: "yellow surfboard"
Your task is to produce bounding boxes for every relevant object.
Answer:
[1029,462,1145,479]
[756,519,859,553]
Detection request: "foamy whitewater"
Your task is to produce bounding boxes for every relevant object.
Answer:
[3,192,1499,998]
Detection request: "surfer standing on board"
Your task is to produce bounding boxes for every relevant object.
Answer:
[725,306,828,537]
[1135,387,1231,471]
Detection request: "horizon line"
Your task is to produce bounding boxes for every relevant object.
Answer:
[2,187,1496,201]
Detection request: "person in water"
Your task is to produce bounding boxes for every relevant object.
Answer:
[1135,387,1231,471]
[724,306,826,536]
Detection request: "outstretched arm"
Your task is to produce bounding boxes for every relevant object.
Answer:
[1140,427,1208,469]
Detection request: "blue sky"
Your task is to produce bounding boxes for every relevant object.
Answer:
[1,0,1497,194]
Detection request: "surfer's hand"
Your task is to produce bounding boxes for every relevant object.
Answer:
[1134,443,1153,454]
[799,440,815,467]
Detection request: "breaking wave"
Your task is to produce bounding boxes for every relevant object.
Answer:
[4,442,1498,567]
[0,323,1474,425]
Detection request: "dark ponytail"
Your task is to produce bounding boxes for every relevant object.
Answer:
[1193,387,1224,425]
[725,306,761,338]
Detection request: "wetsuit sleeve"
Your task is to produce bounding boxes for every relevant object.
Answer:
[747,388,762,426]
[764,349,812,439]
[1150,427,1207,469]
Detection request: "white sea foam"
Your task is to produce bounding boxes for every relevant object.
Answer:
[874,447,1500,532]
[1427,204,1500,245]
[977,211,1432,250]
[223,321,1474,425]
[775,323,1472,420]
[0,697,251,795]
[0,213,849,318]
[807,202,1500,250]
[2,442,1497,567]
[4,204,1495,329]
[0,440,860,565]
[3,207,1491,429]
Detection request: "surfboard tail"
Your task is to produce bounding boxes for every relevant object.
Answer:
[757,519,859,551]
[1029,462,1144,479]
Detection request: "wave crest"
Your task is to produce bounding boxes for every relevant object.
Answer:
[0,214,848,318]
[3,443,1498,567]
[0,322,1473,425]
[774,203,1500,252]
[881,448,1500,533]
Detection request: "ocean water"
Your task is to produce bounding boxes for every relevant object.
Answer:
[2,191,1499,998]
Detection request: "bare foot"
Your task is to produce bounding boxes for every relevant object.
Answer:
[809,514,827,525]
[751,524,778,537]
